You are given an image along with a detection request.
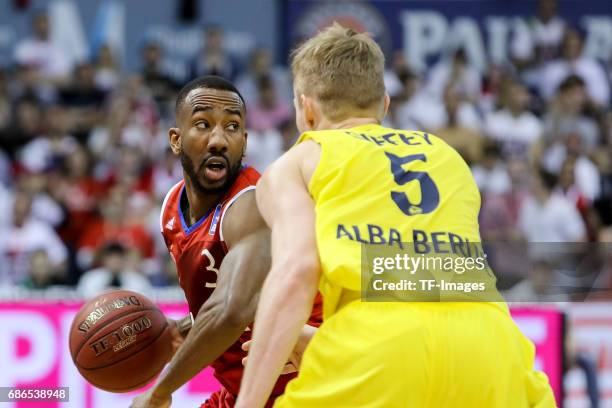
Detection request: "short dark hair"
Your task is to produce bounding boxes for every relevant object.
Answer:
[175,75,245,114]
[558,74,585,92]
[101,242,126,256]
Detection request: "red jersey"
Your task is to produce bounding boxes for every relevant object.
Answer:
[160,166,323,402]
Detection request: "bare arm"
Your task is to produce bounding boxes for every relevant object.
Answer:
[237,143,321,408]
[149,190,271,399]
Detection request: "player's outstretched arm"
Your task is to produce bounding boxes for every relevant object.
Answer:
[131,190,270,407]
[237,142,321,408]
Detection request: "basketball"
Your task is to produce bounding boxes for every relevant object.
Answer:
[69,290,173,392]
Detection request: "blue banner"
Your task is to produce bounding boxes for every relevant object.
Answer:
[284,0,612,72]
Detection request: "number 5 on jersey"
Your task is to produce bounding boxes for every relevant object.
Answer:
[385,151,440,216]
[201,249,219,288]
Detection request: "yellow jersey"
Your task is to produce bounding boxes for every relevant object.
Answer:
[297,124,487,318]
[278,124,555,408]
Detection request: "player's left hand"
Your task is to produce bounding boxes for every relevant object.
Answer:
[241,339,298,374]
[167,318,186,358]
[129,388,171,408]
[241,324,318,375]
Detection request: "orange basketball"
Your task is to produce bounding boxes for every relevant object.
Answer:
[69,290,173,392]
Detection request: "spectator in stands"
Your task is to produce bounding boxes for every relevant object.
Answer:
[59,63,106,139]
[17,105,77,174]
[94,44,120,92]
[87,95,132,165]
[191,25,236,79]
[243,75,289,171]
[391,69,440,131]
[426,49,481,102]
[558,156,598,206]
[556,157,601,240]
[479,64,507,115]
[518,168,586,242]
[471,142,511,195]
[152,147,182,202]
[1,97,42,157]
[478,157,532,281]
[383,50,411,102]
[594,137,612,233]
[244,127,283,173]
[543,75,599,151]
[141,41,177,113]
[477,154,526,224]
[77,186,154,270]
[11,63,51,103]
[541,132,601,202]
[531,0,566,62]
[0,176,11,226]
[106,145,152,195]
[50,144,103,247]
[22,249,62,290]
[485,79,543,159]
[504,258,568,302]
[0,190,67,286]
[13,11,71,85]
[512,0,566,70]
[557,157,589,208]
[236,47,291,106]
[77,242,152,298]
[433,85,483,163]
[539,27,609,107]
[0,70,11,134]
[15,172,64,228]
[246,75,292,133]
[88,76,159,165]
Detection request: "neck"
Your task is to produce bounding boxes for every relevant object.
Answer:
[316,116,380,131]
[183,175,224,226]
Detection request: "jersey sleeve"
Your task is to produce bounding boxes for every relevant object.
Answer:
[159,181,182,253]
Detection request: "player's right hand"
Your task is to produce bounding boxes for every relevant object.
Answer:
[129,388,171,408]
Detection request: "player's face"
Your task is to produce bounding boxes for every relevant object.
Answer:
[172,88,247,194]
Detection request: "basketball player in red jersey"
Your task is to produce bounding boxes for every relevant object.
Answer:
[130,76,322,408]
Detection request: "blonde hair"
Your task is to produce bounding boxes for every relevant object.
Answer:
[291,23,386,121]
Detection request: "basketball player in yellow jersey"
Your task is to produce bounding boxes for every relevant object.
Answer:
[236,24,556,408]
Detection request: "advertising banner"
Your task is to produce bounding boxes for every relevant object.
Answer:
[0,302,569,407]
[0,303,219,408]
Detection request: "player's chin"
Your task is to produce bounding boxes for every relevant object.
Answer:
[200,176,229,192]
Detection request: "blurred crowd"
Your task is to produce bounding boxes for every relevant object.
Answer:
[0,0,611,301]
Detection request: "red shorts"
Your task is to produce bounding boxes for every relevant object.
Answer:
[200,387,279,408]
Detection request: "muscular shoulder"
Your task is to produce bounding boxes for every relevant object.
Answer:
[221,189,267,249]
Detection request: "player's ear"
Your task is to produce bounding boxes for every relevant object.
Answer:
[242,131,248,156]
[383,92,390,116]
[168,127,181,154]
[380,92,391,120]
[301,94,316,130]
